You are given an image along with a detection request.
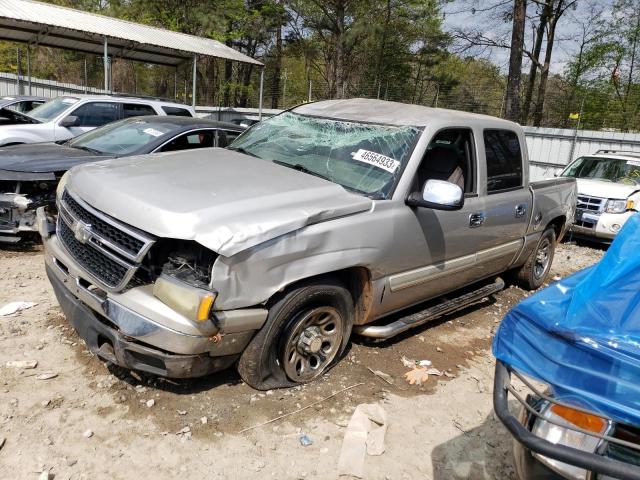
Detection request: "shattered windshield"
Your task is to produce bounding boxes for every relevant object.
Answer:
[229,112,422,198]
[562,156,640,185]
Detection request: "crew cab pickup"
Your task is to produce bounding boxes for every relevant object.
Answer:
[0,95,195,147]
[38,99,577,389]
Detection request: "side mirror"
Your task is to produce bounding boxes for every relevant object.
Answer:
[59,115,80,128]
[406,179,464,211]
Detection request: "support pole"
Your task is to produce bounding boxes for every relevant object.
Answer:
[258,68,264,120]
[16,48,21,95]
[192,54,197,108]
[26,46,31,95]
[308,80,312,103]
[174,68,177,100]
[84,58,88,93]
[568,97,585,164]
[103,36,109,92]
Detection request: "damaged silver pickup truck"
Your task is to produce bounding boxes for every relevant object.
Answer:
[38,99,576,389]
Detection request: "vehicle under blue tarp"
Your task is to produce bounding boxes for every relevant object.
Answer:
[493,213,640,427]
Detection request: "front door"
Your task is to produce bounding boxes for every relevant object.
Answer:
[386,128,492,308]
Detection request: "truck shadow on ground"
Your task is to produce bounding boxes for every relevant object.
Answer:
[105,362,244,395]
[430,402,521,480]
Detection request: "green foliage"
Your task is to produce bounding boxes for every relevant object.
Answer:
[2,0,639,131]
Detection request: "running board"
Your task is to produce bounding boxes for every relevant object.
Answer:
[354,277,505,340]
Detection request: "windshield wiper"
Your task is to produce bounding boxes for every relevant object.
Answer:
[229,146,259,158]
[272,160,333,183]
[72,145,103,155]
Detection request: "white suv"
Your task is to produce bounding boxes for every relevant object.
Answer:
[561,150,640,241]
[0,95,195,146]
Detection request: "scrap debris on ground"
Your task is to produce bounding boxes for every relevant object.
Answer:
[0,241,605,479]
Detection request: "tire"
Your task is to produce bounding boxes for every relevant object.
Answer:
[514,227,556,290]
[237,279,354,390]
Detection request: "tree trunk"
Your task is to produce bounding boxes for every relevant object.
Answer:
[505,0,526,122]
[522,3,549,124]
[533,5,561,126]
[374,0,392,96]
[271,23,283,108]
[335,1,346,99]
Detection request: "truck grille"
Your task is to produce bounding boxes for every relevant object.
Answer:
[57,189,154,291]
[577,195,605,212]
[62,191,145,257]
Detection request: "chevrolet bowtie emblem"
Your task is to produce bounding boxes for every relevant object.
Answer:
[72,220,92,244]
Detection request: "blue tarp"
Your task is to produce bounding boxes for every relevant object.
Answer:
[493,213,640,427]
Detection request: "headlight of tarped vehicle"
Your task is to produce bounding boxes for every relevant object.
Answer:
[605,199,630,213]
[153,274,217,323]
[532,402,610,479]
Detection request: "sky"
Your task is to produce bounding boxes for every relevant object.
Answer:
[442,0,616,74]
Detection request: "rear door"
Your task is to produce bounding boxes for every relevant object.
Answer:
[475,129,531,277]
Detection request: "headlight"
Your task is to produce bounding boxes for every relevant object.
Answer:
[605,199,629,213]
[532,402,609,479]
[56,171,70,199]
[153,274,217,323]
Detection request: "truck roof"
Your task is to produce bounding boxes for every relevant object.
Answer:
[294,98,521,129]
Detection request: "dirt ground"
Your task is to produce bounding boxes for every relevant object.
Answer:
[0,241,605,480]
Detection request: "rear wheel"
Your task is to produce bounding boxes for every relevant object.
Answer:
[514,227,556,290]
[237,279,353,390]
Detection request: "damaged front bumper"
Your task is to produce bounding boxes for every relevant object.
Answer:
[0,192,37,242]
[38,208,267,378]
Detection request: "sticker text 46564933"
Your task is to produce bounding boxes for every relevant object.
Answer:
[351,149,400,174]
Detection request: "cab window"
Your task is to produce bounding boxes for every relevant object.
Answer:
[414,128,476,195]
[484,129,523,193]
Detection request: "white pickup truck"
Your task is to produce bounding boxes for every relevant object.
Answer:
[561,150,640,241]
[0,95,195,147]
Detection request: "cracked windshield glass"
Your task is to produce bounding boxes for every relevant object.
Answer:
[229,112,422,198]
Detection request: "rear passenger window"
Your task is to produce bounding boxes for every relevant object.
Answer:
[162,106,193,117]
[159,130,215,152]
[484,129,523,193]
[123,103,156,118]
[71,102,120,127]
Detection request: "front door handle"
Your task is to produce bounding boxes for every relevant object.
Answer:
[469,212,486,228]
[515,204,527,218]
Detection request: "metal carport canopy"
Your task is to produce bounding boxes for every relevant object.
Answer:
[0,0,265,112]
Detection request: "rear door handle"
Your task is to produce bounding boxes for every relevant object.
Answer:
[515,204,527,218]
[469,212,486,228]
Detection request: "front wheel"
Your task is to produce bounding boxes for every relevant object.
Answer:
[513,227,556,290]
[237,279,353,390]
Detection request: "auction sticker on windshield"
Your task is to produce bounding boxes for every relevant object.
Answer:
[143,128,165,137]
[351,149,400,173]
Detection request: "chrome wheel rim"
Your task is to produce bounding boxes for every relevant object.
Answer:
[533,238,551,280]
[282,306,343,382]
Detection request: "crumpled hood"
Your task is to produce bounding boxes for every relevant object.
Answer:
[67,148,373,256]
[577,178,640,200]
[0,142,112,174]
